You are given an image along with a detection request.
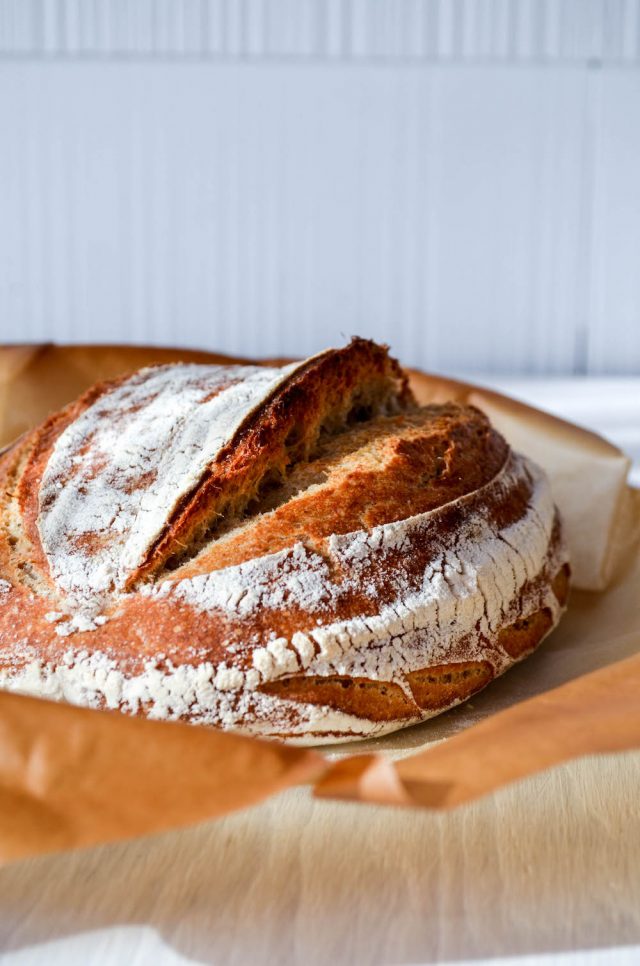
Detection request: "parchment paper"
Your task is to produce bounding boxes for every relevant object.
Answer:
[0,343,638,865]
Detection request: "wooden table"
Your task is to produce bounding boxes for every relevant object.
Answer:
[1,755,640,965]
[1,377,639,966]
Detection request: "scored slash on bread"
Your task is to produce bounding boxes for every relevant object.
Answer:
[0,339,570,743]
[137,340,412,584]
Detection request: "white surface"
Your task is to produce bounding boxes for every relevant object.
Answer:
[475,375,640,484]
[5,937,640,966]
[1,927,188,965]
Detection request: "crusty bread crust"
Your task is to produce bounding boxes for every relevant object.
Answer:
[0,339,569,743]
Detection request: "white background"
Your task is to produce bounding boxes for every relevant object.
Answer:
[0,0,639,374]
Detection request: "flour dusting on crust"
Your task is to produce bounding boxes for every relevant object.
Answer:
[0,348,570,744]
[3,451,569,743]
[37,361,299,623]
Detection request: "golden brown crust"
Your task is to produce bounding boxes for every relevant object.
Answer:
[172,403,509,577]
[258,562,569,727]
[261,660,497,722]
[0,340,570,743]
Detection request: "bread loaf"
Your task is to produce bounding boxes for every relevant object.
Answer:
[0,339,569,743]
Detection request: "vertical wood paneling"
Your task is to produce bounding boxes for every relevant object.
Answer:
[2,0,640,62]
[419,68,587,373]
[0,62,607,373]
[0,4,639,373]
[587,69,640,374]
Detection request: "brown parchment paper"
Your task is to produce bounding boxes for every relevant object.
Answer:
[0,343,638,865]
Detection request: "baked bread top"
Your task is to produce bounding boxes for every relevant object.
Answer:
[0,339,569,743]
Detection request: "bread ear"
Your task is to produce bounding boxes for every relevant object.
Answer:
[132,339,413,585]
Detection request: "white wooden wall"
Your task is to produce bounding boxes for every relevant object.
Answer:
[1,1,639,374]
